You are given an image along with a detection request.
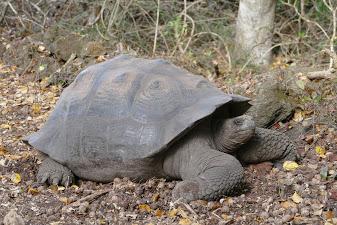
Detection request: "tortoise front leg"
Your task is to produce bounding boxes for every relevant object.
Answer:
[37,157,74,186]
[236,127,299,164]
[163,147,244,202]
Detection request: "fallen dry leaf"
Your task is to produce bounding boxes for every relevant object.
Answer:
[291,192,303,203]
[326,218,337,225]
[10,173,21,184]
[18,86,28,94]
[49,184,59,192]
[0,146,8,156]
[38,64,46,72]
[177,207,189,218]
[314,209,323,216]
[71,184,79,190]
[168,208,178,217]
[31,103,42,115]
[37,45,46,52]
[329,189,337,201]
[293,216,305,224]
[27,187,39,195]
[280,200,297,209]
[4,154,22,161]
[221,214,233,222]
[152,193,160,202]
[138,204,151,213]
[58,186,66,191]
[304,134,314,144]
[0,123,11,129]
[293,110,304,122]
[0,63,16,73]
[226,197,234,205]
[59,197,72,205]
[98,218,106,224]
[179,218,191,225]
[315,146,326,157]
[325,210,334,220]
[155,209,164,217]
[283,161,299,171]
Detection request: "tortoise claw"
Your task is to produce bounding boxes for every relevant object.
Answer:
[37,157,74,186]
[37,172,50,184]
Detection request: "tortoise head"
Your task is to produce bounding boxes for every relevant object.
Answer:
[212,115,255,154]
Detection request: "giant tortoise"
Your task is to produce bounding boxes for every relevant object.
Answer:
[24,55,297,201]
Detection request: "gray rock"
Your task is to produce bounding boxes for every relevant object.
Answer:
[3,209,25,225]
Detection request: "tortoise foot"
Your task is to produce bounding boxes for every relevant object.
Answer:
[37,157,74,187]
[172,180,201,202]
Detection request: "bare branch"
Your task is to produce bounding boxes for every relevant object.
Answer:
[282,0,330,39]
[152,0,160,55]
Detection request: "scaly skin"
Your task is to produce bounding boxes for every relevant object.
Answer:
[236,127,299,164]
[163,118,246,201]
[37,157,74,186]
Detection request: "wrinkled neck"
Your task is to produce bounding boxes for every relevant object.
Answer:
[212,119,239,153]
[212,117,255,154]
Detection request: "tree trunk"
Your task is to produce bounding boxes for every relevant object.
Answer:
[234,0,277,66]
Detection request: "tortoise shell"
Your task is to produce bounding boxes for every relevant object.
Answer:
[25,55,250,164]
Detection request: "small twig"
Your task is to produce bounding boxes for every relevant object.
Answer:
[133,1,169,53]
[322,0,337,69]
[95,23,110,41]
[238,42,300,74]
[282,0,330,39]
[323,49,337,69]
[152,0,160,56]
[27,0,48,27]
[191,31,232,70]
[306,68,335,80]
[107,0,120,36]
[20,59,34,76]
[50,53,77,83]
[27,0,46,16]
[183,0,187,24]
[5,2,26,29]
[211,211,223,220]
[0,2,8,23]
[63,53,77,68]
[23,16,44,28]
[184,0,203,12]
[60,0,73,20]
[181,13,195,53]
[173,199,198,216]
[99,0,108,30]
[7,1,18,15]
[63,189,111,209]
